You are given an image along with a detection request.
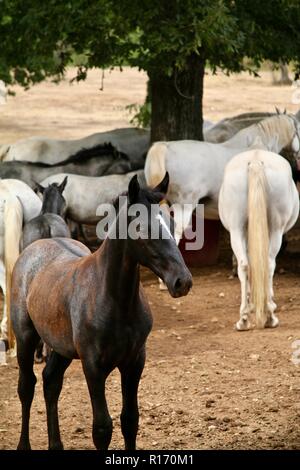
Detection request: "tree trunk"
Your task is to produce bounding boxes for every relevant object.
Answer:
[149,54,205,143]
[279,63,292,85]
[272,61,292,85]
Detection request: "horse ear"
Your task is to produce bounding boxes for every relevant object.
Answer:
[34,181,45,194]
[153,172,169,196]
[283,108,287,114]
[128,174,140,204]
[59,176,68,193]
[275,106,280,115]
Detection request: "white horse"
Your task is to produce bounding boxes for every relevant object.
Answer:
[0,128,150,164]
[145,114,300,246]
[40,171,145,225]
[0,180,41,346]
[204,109,300,144]
[219,149,299,330]
[204,111,275,143]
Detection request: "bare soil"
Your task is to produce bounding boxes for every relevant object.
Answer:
[0,68,300,450]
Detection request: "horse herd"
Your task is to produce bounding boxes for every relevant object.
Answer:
[1,109,300,450]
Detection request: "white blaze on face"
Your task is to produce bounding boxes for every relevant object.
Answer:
[156,213,173,239]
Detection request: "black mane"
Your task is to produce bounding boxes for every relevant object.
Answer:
[6,143,128,168]
[47,142,128,167]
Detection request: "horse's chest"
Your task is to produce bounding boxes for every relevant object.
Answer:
[89,307,152,366]
[104,320,150,362]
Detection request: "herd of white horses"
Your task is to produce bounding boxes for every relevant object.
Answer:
[1,110,300,352]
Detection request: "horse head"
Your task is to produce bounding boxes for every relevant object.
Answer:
[35,176,68,218]
[113,173,192,298]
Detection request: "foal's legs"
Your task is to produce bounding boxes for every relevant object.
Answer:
[230,229,251,331]
[119,350,145,450]
[81,359,113,450]
[42,351,72,450]
[265,230,282,328]
[16,329,40,450]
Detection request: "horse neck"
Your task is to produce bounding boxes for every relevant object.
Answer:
[94,235,140,311]
[222,126,252,147]
[223,116,293,152]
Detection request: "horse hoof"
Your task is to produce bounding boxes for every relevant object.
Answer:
[17,443,31,450]
[34,354,44,364]
[49,442,64,450]
[159,280,168,291]
[236,319,251,331]
[265,315,279,328]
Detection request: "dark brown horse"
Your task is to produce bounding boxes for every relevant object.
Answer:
[11,173,192,450]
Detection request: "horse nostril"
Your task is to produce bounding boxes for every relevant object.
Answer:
[174,278,182,290]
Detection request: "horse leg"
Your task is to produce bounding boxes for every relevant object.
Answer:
[231,253,238,277]
[172,203,195,246]
[16,329,40,450]
[119,350,145,450]
[81,359,113,450]
[0,259,7,342]
[230,230,251,331]
[42,351,72,450]
[265,230,282,328]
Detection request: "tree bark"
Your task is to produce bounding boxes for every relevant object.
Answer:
[149,54,205,143]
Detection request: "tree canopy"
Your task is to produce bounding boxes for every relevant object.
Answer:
[1,0,299,86]
[0,1,299,139]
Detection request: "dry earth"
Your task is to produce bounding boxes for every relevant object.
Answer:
[0,67,300,450]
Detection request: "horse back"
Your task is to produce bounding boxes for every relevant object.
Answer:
[22,214,71,250]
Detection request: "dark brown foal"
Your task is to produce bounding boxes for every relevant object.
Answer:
[11,173,192,450]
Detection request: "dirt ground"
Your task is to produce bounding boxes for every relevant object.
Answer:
[0,68,300,450]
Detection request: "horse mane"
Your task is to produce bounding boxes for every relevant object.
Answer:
[256,114,295,147]
[47,142,128,167]
[228,112,274,122]
[1,143,128,169]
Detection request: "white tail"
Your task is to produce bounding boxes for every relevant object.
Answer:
[4,195,23,349]
[0,144,10,161]
[248,160,269,328]
[144,142,167,187]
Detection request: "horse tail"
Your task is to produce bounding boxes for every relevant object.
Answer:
[0,144,10,161]
[248,160,269,328]
[4,194,23,349]
[144,142,167,187]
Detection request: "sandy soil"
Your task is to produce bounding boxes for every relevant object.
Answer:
[0,67,299,144]
[0,67,300,450]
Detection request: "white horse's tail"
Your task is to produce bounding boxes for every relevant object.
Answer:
[144,142,167,187]
[0,144,10,161]
[248,160,269,328]
[4,195,23,348]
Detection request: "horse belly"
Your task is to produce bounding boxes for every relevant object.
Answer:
[26,273,78,359]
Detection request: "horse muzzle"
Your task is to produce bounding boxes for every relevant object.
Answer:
[166,271,193,298]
